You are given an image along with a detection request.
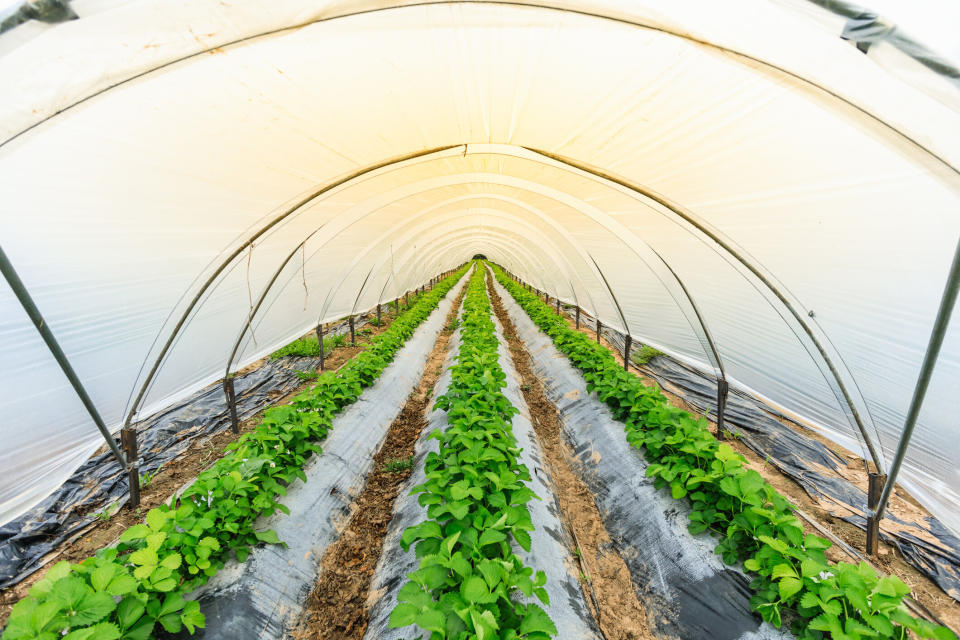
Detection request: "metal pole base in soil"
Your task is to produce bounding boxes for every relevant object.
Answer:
[866,472,886,556]
[716,378,729,440]
[121,427,140,508]
[223,376,240,433]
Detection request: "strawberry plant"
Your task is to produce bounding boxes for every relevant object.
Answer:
[490,263,955,640]
[2,266,470,640]
[389,265,557,640]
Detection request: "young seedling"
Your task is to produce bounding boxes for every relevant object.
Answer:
[95,503,119,522]
[139,468,159,488]
[383,456,414,473]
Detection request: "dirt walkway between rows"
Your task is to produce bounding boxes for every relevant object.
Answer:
[543,297,960,633]
[487,272,656,640]
[290,286,467,640]
[0,308,403,628]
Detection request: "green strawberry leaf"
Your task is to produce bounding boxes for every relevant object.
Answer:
[519,605,557,637]
[388,603,419,628]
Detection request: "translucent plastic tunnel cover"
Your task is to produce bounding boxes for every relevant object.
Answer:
[0,0,958,550]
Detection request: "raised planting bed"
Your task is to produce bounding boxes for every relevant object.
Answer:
[365,268,600,639]
[372,266,583,640]
[490,267,788,640]
[490,263,956,640]
[0,266,470,640]
[177,269,472,640]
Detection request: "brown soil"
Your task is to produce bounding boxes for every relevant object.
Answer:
[291,285,467,640]
[489,275,656,640]
[549,302,960,633]
[0,307,405,628]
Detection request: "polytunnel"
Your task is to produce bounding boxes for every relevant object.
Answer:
[1,0,960,638]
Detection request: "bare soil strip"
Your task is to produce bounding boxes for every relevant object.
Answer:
[487,273,656,640]
[549,302,960,632]
[0,309,401,627]
[291,286,467,640]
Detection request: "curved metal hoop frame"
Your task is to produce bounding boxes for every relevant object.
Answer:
[123,143,886,474]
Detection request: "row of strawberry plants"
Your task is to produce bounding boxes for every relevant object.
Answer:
[2,265,470,640]
[388,264,557,640]
[490,264,954,640]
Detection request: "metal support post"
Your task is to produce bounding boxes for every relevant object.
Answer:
[377,303,381,326]
[871,235,960,523]
[223,376,239,433]
[121,427,140,508]
[866,472,886,556]
[556,297,560,315]
[349,315,355,346]
[716,378,729,440]
[395,298,399,315]
[0,245,129,473]
[624,335,632,370]
[575,307,580,329]
[596,319,602,343]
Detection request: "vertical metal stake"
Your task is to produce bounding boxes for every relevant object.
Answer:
[405,292,409,308]
[121,427,140,508]
[716,378,729,440]
[556,297,560,315]
[395,298,399,315]
[223,376,239,433]
[377,303,381,327]
[624,335,632,370]
[596,319,602,344]
[576,307,580,329]
[349,315,355,346]
[866,472,885,556]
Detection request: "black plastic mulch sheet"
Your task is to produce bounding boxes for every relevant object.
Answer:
[587,318,960,603]
[0,320,365,589]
